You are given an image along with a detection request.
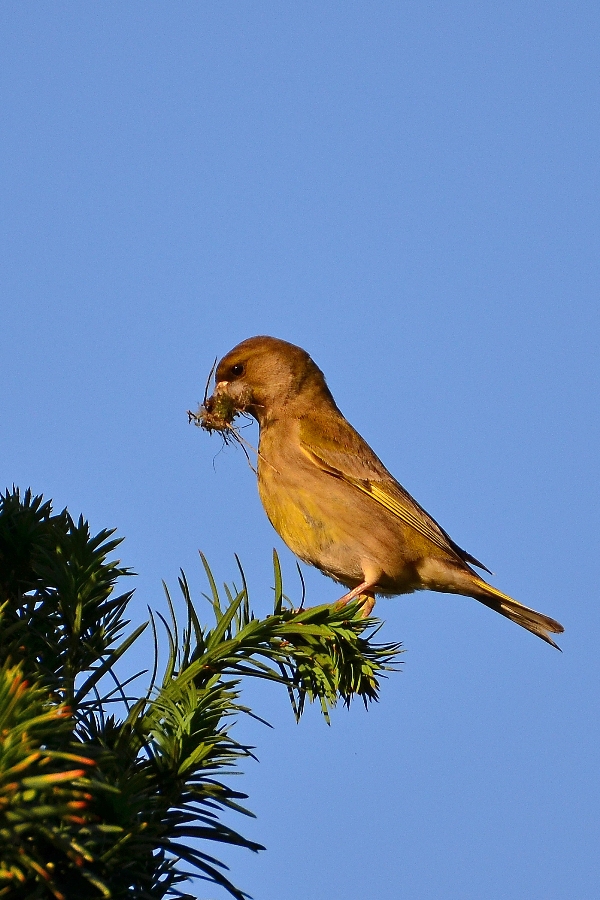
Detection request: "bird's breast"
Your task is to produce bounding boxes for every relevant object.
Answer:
[258,435,382,587]
[258,456,334,562]
[255,420,432,594]
[255,433,364,584]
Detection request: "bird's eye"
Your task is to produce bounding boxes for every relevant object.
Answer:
[231,363,245,377]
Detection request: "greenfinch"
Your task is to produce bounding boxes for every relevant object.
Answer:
[200,335,564,649]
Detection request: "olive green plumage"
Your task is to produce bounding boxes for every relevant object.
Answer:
[207,335,563,648]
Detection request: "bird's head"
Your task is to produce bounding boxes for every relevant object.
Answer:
[208,335,335,426]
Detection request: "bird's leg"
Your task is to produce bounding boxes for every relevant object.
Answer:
[336,580,375,605]
[357,592,376,618]
[334,581,377,618]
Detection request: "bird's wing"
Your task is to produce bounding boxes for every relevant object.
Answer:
[298,418,491,573]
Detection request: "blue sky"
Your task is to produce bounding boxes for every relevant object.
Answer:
[2,4,599,898]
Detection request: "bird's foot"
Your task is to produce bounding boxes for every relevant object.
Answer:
[334,583,376,619]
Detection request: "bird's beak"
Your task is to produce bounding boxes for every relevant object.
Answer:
[208,378,253,416]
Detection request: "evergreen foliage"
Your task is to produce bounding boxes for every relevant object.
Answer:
[0,488,402,899]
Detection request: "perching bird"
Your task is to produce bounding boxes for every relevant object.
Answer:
[203,335,564,648]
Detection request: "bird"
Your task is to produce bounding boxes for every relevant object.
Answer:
[203,335,564,649]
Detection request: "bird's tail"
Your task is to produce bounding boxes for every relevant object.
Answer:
[470,579,564,649]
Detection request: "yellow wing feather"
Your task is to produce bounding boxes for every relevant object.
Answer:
[300,442,491,571]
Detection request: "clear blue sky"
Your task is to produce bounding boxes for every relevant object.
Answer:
[2,4,599,898]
